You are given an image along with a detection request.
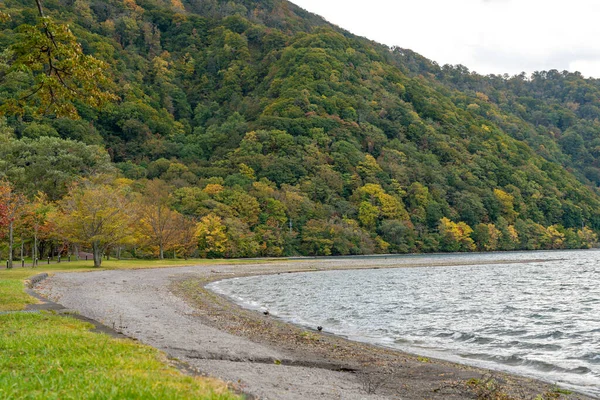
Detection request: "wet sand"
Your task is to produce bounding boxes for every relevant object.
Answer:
[35,257,595,399]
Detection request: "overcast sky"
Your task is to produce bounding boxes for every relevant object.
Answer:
[291,0,600,78]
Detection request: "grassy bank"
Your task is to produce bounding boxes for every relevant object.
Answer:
[0,313,239,399]
[0,258,253,399]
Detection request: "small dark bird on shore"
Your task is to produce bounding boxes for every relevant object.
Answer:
[317,326,323,331]
[263,310,270,315]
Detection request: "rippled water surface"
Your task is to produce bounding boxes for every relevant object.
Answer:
[208,251,600,397]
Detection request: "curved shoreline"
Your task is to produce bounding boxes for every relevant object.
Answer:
[35,256,597,399]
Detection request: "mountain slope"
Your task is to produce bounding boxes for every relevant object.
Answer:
[1,0,599,255]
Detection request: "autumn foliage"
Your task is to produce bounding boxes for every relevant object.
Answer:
[1,0,600,262]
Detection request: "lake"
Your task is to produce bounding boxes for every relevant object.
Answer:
[208,250,600,397]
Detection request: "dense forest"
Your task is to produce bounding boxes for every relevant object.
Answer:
[2,0,600,262]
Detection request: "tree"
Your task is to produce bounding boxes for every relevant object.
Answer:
[54,181,135,267]
[20,192,54,265]
[472,223,500,251]
[0,181,26,268]
[0,136,113,200]
[195,214,228,258]
[493,189,518,224]
[137,180,180,259]
[172,214,198,259]
[438,217,475,252]
[0,1,118,118]
[0,182,8,228]
[378,219,416,253]
[301,219,334,256]
[577,227,597,249]
[496,216,519,250]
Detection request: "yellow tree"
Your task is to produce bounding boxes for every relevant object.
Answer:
[546,225,565,249]
[55,181,135,267]
[578,227,597,249]
[172,214,198,259]
[15,192,54,265]
[493,189,518,223]
[195,214,227,258]
[438,217,475,252]
[354,183,410,230]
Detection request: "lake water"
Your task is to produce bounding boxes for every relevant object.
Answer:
[208,250,600,397]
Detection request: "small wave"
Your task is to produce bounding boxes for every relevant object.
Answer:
[524,330,565,340]
[471,336,495,345]
[394,337,426,345]
[528,313,551,319]
[573,353,600,365]
[451,332,496,345]
[569,366,592,374]
[461,353,592,375]
[496,329,528,337]
[503,305,518,313]
[514,341,562,351]
[461,354,547,371]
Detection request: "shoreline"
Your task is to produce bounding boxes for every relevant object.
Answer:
[35,256,597,399]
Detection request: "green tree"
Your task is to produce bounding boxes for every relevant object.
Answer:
[472,223,500,251]
[378,220,416,253]
[1,2,117,118]
[0,136,113,200]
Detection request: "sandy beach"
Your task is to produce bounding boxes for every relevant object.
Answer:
[34,257,596,399]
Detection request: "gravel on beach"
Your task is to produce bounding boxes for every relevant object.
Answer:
[34,258,596,400]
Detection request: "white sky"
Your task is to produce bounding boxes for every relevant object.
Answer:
[291,0,600,78]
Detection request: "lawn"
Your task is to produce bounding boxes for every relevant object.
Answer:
[0,258,259,399]
[0,313,240,399]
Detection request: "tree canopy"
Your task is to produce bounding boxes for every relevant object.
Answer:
[1,0,600,260]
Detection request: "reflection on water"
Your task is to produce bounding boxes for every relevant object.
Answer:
[208,250,600,397]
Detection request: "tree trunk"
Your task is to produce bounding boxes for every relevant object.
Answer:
[38,240,46,261]
[159,243,164,260]
[35,0,45,17]
[92,241,102,267]
[33,232,37,267]
[8,221,13,268]
[20,236,24,265]
[117,246,122,260]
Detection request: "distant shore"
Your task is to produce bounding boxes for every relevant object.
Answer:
[36,256,596,399]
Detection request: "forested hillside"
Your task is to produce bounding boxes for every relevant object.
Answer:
[2,0,600,259]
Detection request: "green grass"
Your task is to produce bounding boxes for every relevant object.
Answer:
[0,258,265,399]
[0,313,241,399]
[0,279,34,311]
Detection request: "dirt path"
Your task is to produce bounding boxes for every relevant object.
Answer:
[35,258,595,400]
